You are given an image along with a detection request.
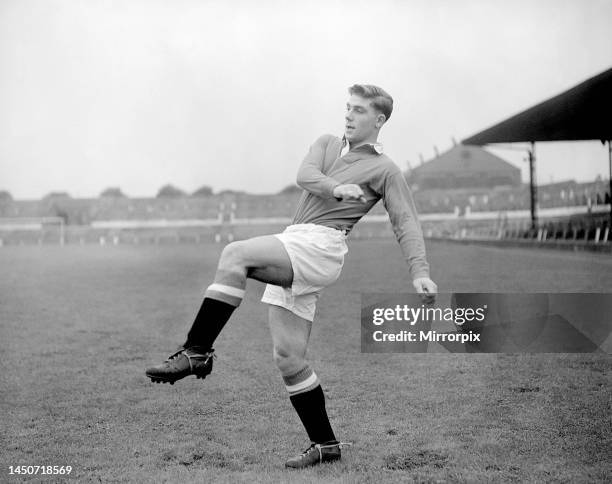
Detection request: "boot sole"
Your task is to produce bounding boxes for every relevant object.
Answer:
[285,456,341,469]
[146,371,211,384]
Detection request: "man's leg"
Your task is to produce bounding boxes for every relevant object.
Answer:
[183,235,294,349]
[146,235,294,384]
[267,305,341,468]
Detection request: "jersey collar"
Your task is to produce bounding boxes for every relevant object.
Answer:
[341,136,383,156]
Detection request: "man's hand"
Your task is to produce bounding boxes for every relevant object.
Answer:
[333,184,367,203]
[413,277,437,304]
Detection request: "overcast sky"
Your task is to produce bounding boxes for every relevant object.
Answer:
[1,0,610,199]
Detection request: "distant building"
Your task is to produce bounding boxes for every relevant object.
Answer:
[407,144,521,189]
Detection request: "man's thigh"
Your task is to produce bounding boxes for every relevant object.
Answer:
[235,235,294,287]
[268,305,312,363]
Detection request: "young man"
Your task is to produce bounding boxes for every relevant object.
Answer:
[146,84,437,468]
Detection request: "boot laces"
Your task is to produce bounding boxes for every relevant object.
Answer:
[302,443,317,455]
[168,348,214,362]
[299,441,353,462]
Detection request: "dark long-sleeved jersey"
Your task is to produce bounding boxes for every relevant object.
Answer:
[293,134,430,279]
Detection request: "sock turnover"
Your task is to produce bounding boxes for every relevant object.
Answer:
[183,270,246,350]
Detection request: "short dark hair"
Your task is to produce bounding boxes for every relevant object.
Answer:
[348,84,393,121]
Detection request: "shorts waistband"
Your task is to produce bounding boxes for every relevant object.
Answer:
[285,223,347,236]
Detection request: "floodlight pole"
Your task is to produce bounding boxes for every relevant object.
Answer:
[528,142,537,230]
[608,140,611,228]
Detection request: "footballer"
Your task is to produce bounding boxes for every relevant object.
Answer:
[146,84,437,468]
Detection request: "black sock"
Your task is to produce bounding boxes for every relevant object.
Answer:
[289,385,336,444]
[183,298,236,350]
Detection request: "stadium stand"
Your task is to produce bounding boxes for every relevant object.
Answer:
[0,178,609,251]
[232,193,300,220]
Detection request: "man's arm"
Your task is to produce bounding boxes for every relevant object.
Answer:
[382,171,437,300]
[296,135,368,202]
[296,135,341,199]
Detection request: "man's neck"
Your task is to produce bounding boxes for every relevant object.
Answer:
[349,137,379,150]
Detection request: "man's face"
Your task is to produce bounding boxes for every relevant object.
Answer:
[344,94,383,145]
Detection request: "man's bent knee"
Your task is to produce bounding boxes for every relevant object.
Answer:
[219,237,293,286]
[273,346,306,376]
[219,241,247,267]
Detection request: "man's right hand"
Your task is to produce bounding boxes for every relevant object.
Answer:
[413,277,437,304]
[333,184,367,203]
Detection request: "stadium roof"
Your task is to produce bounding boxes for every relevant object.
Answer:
[462,67,612,145]
[411,144,519,174]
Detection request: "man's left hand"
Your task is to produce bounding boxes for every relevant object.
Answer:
[413,277,437,304]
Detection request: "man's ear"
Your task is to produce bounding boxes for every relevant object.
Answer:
[375,113,387,128]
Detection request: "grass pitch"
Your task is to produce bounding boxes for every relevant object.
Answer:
[1,240,611,483]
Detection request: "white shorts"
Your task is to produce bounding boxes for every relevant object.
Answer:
[261,224,348,321]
